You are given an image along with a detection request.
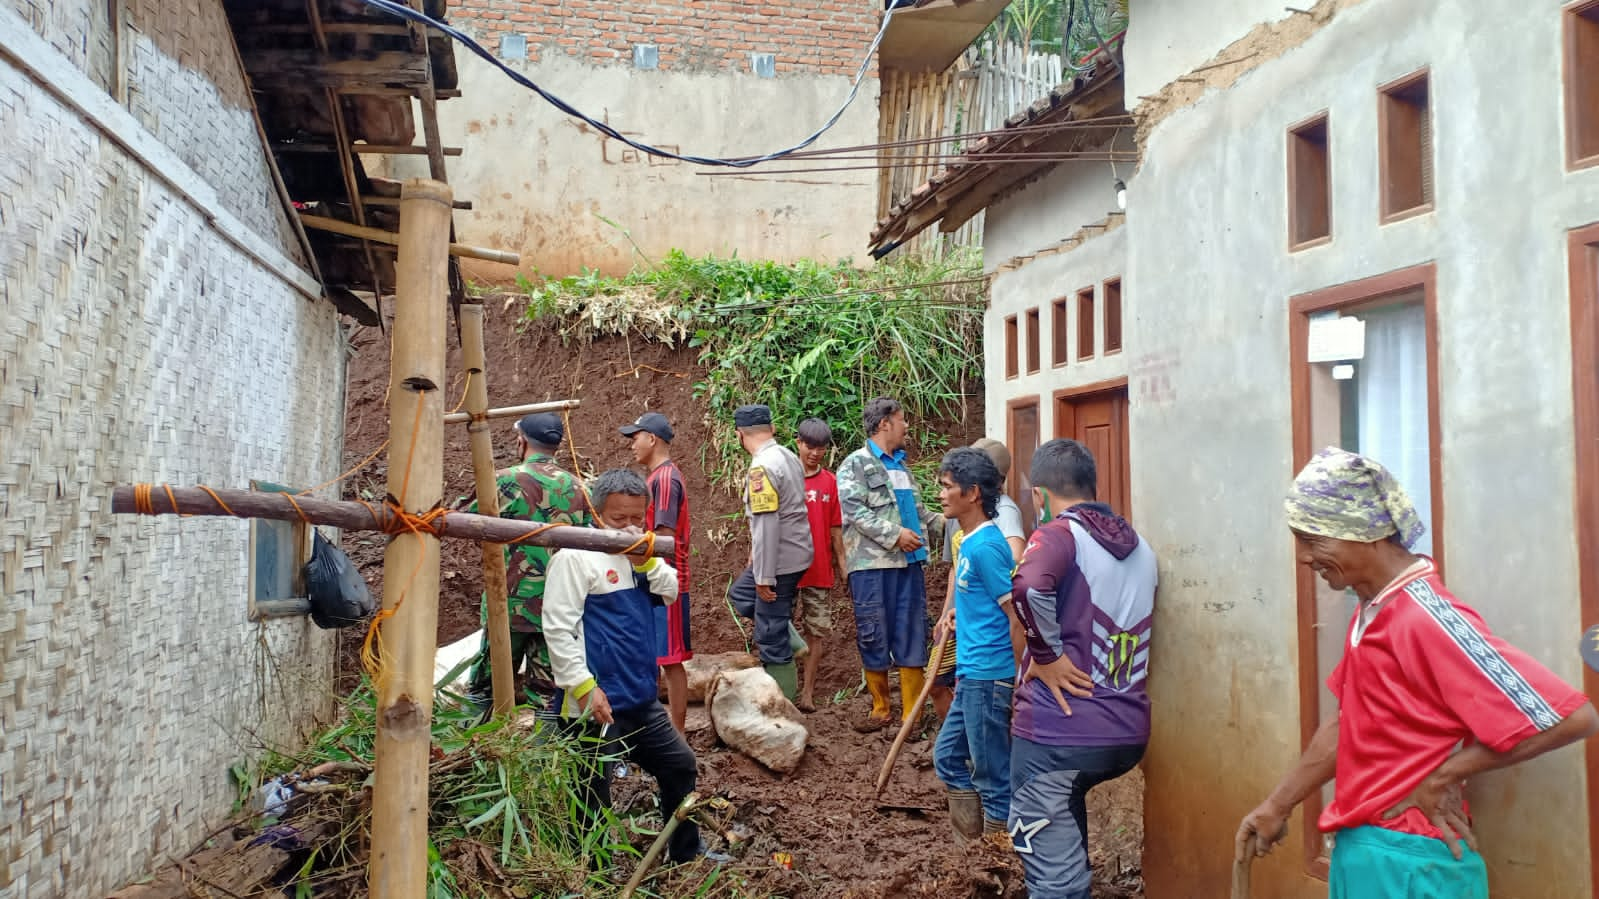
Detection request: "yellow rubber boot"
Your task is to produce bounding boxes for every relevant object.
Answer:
[854,670,893,733]
[898,666,927,722]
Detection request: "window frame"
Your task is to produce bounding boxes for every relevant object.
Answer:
[1378,69,1433,223]
[1287,262,1442,879]
[1103,277,1124,355]
[1566,0,1599,170]
[1569,222,1599,896]
[1052,296,1070,367]
[1004,313,1019,379]
[1025,306,1042,374]
[1288,112,1333,250]
[1076,286,1096,361]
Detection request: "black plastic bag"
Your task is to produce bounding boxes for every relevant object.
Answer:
[304,532,375,629]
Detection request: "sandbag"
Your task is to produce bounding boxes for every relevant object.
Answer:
[304,532,374,629]
[707,667,809,774]
[680,651,761,703]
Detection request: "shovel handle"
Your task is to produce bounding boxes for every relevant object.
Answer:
[1231,833,1257,899]
[873,636,951,797]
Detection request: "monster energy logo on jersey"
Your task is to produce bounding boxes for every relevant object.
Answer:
[1105,632,1140,689]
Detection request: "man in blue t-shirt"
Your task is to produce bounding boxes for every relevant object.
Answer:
[932,447,1025,841]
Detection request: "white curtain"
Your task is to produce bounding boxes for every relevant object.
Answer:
[1356,301,1433,558]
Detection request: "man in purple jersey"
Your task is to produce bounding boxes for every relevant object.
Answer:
[1007,439,1157,899]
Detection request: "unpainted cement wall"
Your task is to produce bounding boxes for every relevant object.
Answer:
[389,29,880,278]
[0,2,342,894]
[984,224,1130,441]
[1124,0,1599,896]
[1123,0,1291,108]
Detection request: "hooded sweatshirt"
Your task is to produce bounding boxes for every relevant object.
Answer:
[1011,502,1158,747]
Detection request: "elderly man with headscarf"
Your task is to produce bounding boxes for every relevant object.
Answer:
[1236,447,1597,898]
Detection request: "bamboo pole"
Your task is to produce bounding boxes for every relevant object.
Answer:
[370,178,452,899]
[442,398,581,425]
[299,213,521,266]
[459,304,515,718]
[109,486,675,556]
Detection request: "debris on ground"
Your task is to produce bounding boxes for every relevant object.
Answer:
[682,649,762,702]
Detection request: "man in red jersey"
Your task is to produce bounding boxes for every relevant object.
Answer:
[1237,446,1598,897]
[621,412,693,733]
[792,418,847,713]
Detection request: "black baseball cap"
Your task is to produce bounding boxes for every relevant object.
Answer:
[515,412,564,446]
[734,404,773,428]
[620,411,674,443]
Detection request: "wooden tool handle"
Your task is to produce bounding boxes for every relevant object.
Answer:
[1231,833,1257,899]
[873,636,951,797]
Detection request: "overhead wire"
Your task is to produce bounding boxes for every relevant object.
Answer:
[357,0,897,167]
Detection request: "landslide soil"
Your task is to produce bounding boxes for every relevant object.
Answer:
[338,299,1144,898]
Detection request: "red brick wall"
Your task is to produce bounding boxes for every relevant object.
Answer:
[449,0,880,76]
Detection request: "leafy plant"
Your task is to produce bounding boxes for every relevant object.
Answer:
[511,249,986,498]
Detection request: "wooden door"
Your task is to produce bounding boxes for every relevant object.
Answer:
[1055,385,1131,517]
[1007,398,1041,535]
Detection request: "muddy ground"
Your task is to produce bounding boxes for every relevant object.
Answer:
[337,299,1145,898]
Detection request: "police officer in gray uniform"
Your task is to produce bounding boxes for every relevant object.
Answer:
[726,404,813,701]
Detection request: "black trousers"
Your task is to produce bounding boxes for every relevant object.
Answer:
[727,567,802,665]
[569,701,701,863]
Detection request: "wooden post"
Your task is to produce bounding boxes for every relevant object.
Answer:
[370,178,452,899]
[459,304,515,718]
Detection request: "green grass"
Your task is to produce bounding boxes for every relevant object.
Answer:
[234,673,768,898]
[511,249,986,502]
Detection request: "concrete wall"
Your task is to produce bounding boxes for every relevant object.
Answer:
[0,3,342,895]
[389,7,881,278]
[1123,0,1292,107]
[984,224,1130,440]
[1119,0,1599,896]
[982,157,1126,272]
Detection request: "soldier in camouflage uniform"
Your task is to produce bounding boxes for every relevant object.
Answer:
[838,396,945,732]
[462,412,592,710]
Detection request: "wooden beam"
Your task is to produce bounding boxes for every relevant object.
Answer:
[109,486,675,557]
[304,0,385,305]
[337,86,462,99]
[443,399,581,425]
[301,214,520,266]
[363,195,472,210]
[274,143,464,156]
[240,50,430,88]
[404,0,448,181]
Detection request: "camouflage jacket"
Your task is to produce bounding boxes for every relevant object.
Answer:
[463,452,592,632]
[837,444,945,574]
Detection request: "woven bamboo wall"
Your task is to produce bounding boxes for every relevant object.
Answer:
[0,4,344,895]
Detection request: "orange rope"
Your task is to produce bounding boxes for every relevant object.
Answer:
[297,440,390,497]
[197,486,236,517]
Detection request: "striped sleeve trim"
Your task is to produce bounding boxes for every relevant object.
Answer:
[1404,580,1562,731]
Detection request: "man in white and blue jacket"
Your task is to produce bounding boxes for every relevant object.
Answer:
[544,469,705,864]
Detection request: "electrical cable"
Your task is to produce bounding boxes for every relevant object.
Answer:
[357,0,896,168]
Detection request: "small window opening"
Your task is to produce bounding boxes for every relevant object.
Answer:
[1567,1,1599,167]
[1076,287,1096,361]
[1104,278,1123,354]
[1380,71,1432,219]
[1025,307,1041,373]
[1052,297,1069,367]
[1288,114,1332,247]
[1005,314,1019,379]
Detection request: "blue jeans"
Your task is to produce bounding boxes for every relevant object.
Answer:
[1008,738,1144,899]
[933,676,1013,822]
